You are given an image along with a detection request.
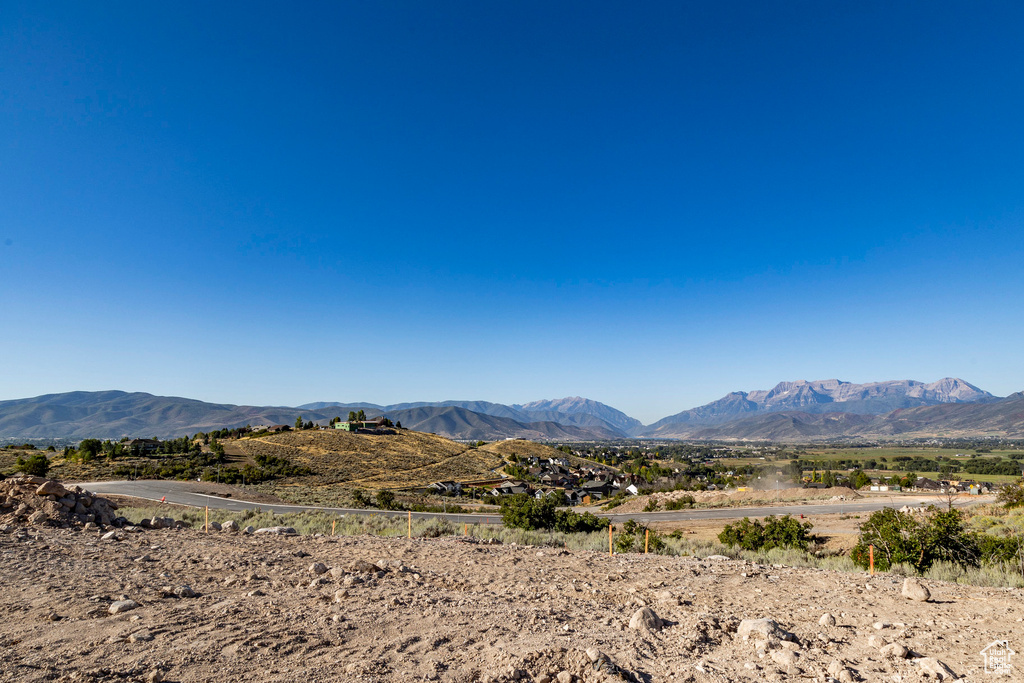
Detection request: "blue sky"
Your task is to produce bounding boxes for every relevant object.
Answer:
[2,1,1023,423]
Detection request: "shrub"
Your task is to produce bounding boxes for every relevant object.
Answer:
[15,453,50,477]
[718,515,812,552]
[643,498,660,512]
[501,494,608,533]
[850,506,979,573]
[997,478,1024,509]
[614,519,665,553]
[375,490,399,510]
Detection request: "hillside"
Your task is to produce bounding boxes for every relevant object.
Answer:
[227,429,505,488]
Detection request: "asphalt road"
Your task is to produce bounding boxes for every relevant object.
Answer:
[76,480,988,526]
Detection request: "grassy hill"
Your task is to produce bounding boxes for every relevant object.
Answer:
[227,429,505,489]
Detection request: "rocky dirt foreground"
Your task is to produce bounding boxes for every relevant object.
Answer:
[1,480,1022,682]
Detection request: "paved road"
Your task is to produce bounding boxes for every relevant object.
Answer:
[77,480,989,526]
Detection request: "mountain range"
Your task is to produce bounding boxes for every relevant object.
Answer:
[0,378,1020,442]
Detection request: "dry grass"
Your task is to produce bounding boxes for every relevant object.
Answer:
[229,430,504,488]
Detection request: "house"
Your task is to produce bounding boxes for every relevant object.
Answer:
[124,438,161,454]
[267,425,290,433]
[428,481,462,495]
[335,418,385,432]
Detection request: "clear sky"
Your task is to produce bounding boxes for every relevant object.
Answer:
[2,1,1023,424]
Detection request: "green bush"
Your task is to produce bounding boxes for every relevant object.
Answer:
[997,479,1024,509]
[501,494,608,533]
[614,519,665,553]
[643,498,660,512]
[15,453,50,477]
[718,515,812,552]
[850,506,979,573]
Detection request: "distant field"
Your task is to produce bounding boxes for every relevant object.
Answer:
[711,447,1022,485]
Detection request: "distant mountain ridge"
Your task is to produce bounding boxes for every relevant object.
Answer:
[0,392,623,441]
[645,378,996,436]
[0,378,1018,442]
[297,397,638,436]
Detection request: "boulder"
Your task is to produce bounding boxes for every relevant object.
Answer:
[173,585,198,598]
[738,618,793,642]
[108,599,140,614]
[880,642,910,659]
[818,613,836,627]
[350,559,379,573]
[918,657,956,680]
[902,577,931,602]
[309,562,328,575]
[253,526,297,535]
[36,481,66,497]
[222,520,239,532]
[628,607,663,632]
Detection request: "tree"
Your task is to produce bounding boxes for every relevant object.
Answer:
[997,478,1024,509]
[851,506,979,573]
[76,439,103,463]
[348,411,357,422]
[15,453,50,477]
[295,416,304,430]
[850,469,872,490]
[719,515,813,552]
[375,489,397,510]
[357,409,366,421]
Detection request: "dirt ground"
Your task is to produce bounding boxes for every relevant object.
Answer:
[3,522,1022,682]
[611,488,862,515]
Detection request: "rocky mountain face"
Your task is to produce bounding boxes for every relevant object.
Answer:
[645,378,996,436]
[655,391,1024,441]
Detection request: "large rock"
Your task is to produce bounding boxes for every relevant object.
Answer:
[902,577,931,602]
[738,618,793,641]
[628,607,663,632]
[108,599,140,614]
[880,642,910,659]
[917,657,956,680]
[36,481,66,497]
[253,526,297,535]
[349,559,379,573]
[222,520,239,532]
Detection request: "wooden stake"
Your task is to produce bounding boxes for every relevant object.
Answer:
[464,523,467,536]
[609,524,614,556]
[332,520,336,536]
[205,506,209,533]
[408,510,412,539]
[869,544,874,575]
[645,529,650,554]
